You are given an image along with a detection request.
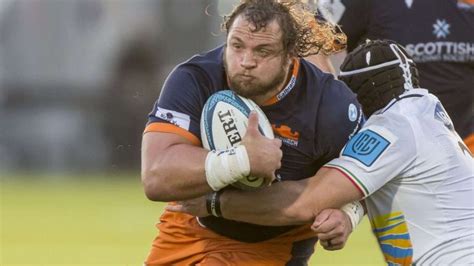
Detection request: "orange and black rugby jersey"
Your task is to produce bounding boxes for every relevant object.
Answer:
[145,45,365,243]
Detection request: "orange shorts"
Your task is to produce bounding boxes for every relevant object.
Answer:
[144,210,318,266]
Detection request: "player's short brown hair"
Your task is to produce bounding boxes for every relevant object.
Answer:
[222,0,346,57]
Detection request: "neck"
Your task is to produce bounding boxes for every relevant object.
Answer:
[251,62,293,106]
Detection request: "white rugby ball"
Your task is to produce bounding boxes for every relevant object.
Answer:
[200,90,274,190]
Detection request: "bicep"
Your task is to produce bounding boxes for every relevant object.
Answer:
[327,123,416,197]
[141,131,197,173]
[141,130,211,201]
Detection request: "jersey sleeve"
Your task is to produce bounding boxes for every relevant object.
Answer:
[144,66,208,146]
[316,78,365,162]
[324,117,416,198]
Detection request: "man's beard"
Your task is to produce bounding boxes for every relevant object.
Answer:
[224,56,289,99]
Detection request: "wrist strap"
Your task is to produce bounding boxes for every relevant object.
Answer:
[341,201,364,231]
[205,145,250,191]
[206,190,223,217]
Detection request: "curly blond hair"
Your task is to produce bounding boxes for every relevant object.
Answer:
[222,0,346,57]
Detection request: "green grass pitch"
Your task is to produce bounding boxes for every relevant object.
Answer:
[1,173,384,265]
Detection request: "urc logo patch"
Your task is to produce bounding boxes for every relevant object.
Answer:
[342,129,390,167]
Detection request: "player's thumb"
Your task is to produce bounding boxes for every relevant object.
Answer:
[273,138,282,148]
[246,111,260,135]
[311,209,330,231]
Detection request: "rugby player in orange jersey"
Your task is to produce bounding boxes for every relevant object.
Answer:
[141,1,364,265]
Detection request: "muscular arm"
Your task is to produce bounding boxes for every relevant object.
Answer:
[220,167,363,226]
[141,132,211,202]
[142,113,282,202]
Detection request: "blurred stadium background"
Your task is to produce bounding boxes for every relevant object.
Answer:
[0,0,384,264]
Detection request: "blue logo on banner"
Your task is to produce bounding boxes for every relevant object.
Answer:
[342,129,390,167]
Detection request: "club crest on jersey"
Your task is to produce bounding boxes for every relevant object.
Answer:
[342,129,390,166]
[272,124,299,146]
[348,103,358,122]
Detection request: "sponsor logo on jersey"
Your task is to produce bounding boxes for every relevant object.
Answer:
[275,59,299,102]
[433,19,450,39]
[405,19,474,63]
[272,124,299,146]
[371,212,413,265]
[276,76,296,101]
[342,129,390,166]
[405,41,474,63]
[155,107,191,130]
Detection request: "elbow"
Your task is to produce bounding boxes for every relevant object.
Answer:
[141,170,171,202]
[281,181,316,224]
[283,200,316,224]
[283,209,314,225]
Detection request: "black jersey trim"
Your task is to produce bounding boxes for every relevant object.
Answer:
[381,94,423,114]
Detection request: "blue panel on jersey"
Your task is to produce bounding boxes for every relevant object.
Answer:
[342,129,390,167]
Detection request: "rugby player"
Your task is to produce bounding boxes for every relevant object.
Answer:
[141,0,364,264]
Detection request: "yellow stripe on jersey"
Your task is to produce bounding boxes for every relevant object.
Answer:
[370,212,413,266]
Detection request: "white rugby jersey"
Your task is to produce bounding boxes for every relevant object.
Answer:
[326,89,474,265]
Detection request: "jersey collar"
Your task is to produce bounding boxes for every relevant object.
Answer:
[263,58,300,106]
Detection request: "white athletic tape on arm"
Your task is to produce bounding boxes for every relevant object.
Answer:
[341,201,364,231]
[205,145,251,191]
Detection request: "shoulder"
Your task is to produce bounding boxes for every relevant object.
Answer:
[299,60,362,125]
[318,76,362,126]
[341,109,417,168]
[363,110,417,154]
[310,70,365,154]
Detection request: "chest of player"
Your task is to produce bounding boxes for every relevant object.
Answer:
[262,108,326,181]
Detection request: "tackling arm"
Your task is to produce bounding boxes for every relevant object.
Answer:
[220,167,364,226]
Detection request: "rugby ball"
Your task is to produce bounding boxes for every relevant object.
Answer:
[200,90,274,190]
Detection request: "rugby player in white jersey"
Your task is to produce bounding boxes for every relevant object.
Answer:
[169,39,474,265]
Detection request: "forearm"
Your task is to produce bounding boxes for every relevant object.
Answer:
[142,144,212,201]
[218,168,364,226]
[142,136,212,202]
[220,180,317,226]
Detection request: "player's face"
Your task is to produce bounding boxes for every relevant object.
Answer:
[224,15,292,102]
